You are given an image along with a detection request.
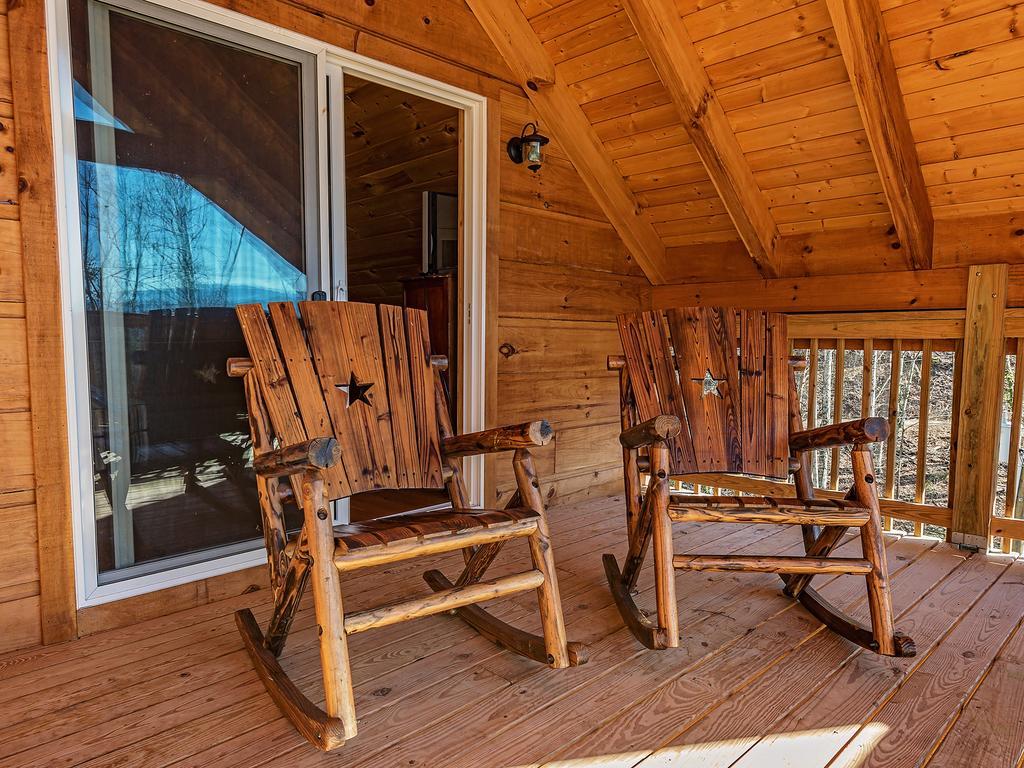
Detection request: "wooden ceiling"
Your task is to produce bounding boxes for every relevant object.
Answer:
[467,0,1024,284]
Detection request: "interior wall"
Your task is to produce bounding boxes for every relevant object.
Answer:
[344,78,459,306]
[0,2,43,653]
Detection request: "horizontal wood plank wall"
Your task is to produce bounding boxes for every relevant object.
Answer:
[651,264,1024,312]
[68,3,643,636]
[492,90,648,508]
[0,0,44,654]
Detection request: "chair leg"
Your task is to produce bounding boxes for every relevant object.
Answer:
[514,449,571,668]
[852,448,897,656]
[302,472,358,741]
[649,445,679,648]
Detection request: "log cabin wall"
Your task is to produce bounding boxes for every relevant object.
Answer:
[492,90,650,507]
[1,0,646,644]
[0,0,40,655]
[4,0,1024,650]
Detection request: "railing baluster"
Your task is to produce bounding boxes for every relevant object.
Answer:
[861,338,874,419]
[914,340,932,536]
[808,339,819,486]
[1002,338,1024,553]
[830,339,845,491]
[884,339,901,533]
[947,339,963,543]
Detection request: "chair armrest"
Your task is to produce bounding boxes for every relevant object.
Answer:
[253,437,340,478]
[442,420,553,458]
[620,415,681,449]
[790,417,889,453]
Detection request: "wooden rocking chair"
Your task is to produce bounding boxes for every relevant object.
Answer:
[229,300,586,751]
[605,307,915,658]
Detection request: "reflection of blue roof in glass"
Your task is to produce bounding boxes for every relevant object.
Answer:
[78,160,305,311]
[73,80,133,132]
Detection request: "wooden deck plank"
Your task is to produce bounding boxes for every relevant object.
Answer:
[326,529,856,768]
[729,552,1015,768]
[0,495,1020,768]
[58,511,763,768]
[250,523,796,768]
[0,497,615,687]
[925,608,1024,767]
[600,540,967,768]
[830,557,1024,768]
[176,527,789,768]
[544,536,950,768]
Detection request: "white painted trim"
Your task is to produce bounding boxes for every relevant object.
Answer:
[47,0,488,607]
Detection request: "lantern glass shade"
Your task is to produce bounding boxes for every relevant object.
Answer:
[507,122,549,172]
[524,138,544,166]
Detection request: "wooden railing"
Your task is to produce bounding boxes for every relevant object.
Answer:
[680,309,1024,550]
[787,311,961,538]
[992,310,1024,553]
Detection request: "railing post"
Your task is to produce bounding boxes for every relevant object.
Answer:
[951,264,1008,550]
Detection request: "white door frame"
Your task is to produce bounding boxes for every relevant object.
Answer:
[46,0,487,607]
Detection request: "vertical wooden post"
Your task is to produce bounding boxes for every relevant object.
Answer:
[302,472,357,739]
[9,0,78,644]
[648,444,679,648]
[952,264,1009,550]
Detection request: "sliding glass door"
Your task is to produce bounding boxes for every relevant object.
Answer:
[64,0,322,588]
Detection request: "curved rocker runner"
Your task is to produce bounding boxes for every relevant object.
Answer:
[604,307,916,659]
[230,300,586,751]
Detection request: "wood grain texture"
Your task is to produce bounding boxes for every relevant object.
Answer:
[3,501,1018,768]
[8,0,76,644]
[622,0,781,277]
[465,0,673,284]
[952,264,1008,542]
[824,0,933,270]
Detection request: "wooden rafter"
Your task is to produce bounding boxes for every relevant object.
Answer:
[465,0,673,285]
[621,0,781,279]
[824,0,934,270]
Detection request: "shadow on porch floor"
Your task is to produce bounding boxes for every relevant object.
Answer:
[1,494,1021,768]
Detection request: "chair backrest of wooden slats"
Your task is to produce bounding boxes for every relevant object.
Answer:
[236,301,445,499]
[617,307,789,479]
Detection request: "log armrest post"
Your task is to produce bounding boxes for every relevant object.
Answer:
[620,415,681,450]
[789,417,889,453]
[442,420,554,458]
[254,437,341,478]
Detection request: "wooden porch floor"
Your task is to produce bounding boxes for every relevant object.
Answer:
[2,495,1023,768]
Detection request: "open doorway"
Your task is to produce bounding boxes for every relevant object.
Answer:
[341,75,460,521]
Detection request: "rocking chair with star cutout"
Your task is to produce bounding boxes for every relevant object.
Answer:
[605,307,914,658]
[229,299,585,751]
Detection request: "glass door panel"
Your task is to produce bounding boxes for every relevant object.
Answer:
[67,0,319,583]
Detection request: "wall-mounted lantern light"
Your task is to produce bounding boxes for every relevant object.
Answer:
[507,122,549,172]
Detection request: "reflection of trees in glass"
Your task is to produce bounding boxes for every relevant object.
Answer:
[78,161,303,311]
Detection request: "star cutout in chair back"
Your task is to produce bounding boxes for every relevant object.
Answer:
[691,368,726,399]
[336,371,374,408]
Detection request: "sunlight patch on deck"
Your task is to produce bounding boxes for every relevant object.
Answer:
[523,723,889,768]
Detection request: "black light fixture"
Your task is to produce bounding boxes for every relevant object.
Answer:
[507,122,549,172]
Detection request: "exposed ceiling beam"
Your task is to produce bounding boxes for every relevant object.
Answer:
[825,0,934,270]
[464,0,673,285]
[621,0,781,279]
